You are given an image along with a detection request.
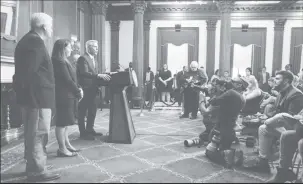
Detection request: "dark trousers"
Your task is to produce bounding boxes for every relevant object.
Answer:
[209,124,236,150]
[126,86,132,102]
[183,87,199,117]
[78,87,98,135]
[145,83,153,102]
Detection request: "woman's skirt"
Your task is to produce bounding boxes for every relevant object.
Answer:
[55,98,78,127]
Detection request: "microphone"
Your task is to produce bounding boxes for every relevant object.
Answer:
[118,64,126,71]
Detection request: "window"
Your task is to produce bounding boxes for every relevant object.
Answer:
[1,0,17,36]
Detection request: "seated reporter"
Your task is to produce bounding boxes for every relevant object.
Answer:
[242,76,263,115]
[244,71,303,174]
[264,110,303,183]
[298,138,303,183]
[260,77,279,117]
[52,39,83,157]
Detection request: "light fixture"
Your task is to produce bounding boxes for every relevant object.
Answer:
[175,24,181,32]
[242,24,249,32]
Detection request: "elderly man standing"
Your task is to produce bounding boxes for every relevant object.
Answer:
[180,61,208,119]
[77,40,111,140]
[13,13,60,182]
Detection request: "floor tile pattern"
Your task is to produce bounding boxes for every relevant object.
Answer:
[1,109,275,183]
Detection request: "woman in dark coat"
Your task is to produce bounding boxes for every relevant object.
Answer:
[52,39,83,157]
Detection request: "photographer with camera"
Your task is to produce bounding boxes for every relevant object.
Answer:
[199,77,248,167]
[198,79,226,142]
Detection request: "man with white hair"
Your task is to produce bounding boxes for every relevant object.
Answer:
[77,40,111,140]
[180,61,208,119]
[13,13,60,182]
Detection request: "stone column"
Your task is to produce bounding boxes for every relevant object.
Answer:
[272,19,287,75]
[42,1,53,54]
[132,1,146,102]
[217,1,233,76]
[144,20,151,74]
[91,0,108,73]
[206,19,218,78]
[110,21,120,72]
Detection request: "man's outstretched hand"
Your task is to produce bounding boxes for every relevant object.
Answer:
[98,74,111,81]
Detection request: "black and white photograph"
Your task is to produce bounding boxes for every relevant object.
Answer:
[1,0,303,183]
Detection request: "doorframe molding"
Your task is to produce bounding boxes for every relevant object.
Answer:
[156,27,199,70]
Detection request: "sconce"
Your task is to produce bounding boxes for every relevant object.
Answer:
[242,24,249,32]
[175,24,181,32]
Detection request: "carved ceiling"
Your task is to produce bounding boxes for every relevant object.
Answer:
[80,0,303,20]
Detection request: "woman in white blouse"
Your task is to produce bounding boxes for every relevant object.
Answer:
[244,67,256,81]
[243,76,262,101]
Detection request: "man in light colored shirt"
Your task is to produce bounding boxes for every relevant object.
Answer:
[144,67,154,102]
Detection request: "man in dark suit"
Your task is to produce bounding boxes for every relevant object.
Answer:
[257,67,270,92]
[180,61,208,119]
[13,13,60,182]
[144,67,154,103]
[77,40,111,140]
[125,62,133,103]
[176,66,188,106]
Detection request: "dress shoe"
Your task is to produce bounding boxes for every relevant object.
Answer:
[80,134,95,140]
[27,172,61,182]
[67,148,81,152]
[179,114,189,119]
[57,150,77,157]
[266,167,296,183]
[190,115,197,120]
[89,130,103,136]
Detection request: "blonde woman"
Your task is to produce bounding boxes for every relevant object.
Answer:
[242,76,262,115]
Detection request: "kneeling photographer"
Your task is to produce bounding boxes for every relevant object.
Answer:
[199,77,248,167]
[198,79,226,142]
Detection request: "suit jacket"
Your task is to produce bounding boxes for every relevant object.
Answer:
[13,30,55,108]
[257,72,270,85]
[144,71,154,84]
[176,71,187,89]
[275,85,303,116]
[52,57,81,104]
[77,53,99,89]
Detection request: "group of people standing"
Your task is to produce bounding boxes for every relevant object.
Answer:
[13,13,111,182]
[149,62,208,119]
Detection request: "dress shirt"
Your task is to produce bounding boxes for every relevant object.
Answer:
[87,52,95,69]
[146,72,150,82]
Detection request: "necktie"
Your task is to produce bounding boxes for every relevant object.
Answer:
[92,57,96,69]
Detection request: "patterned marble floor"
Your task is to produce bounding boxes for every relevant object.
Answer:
[1,109,272,183]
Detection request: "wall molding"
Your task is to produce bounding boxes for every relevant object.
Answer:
[157,27,199,69]
[1,56,14,64]
[107,2,303,20]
